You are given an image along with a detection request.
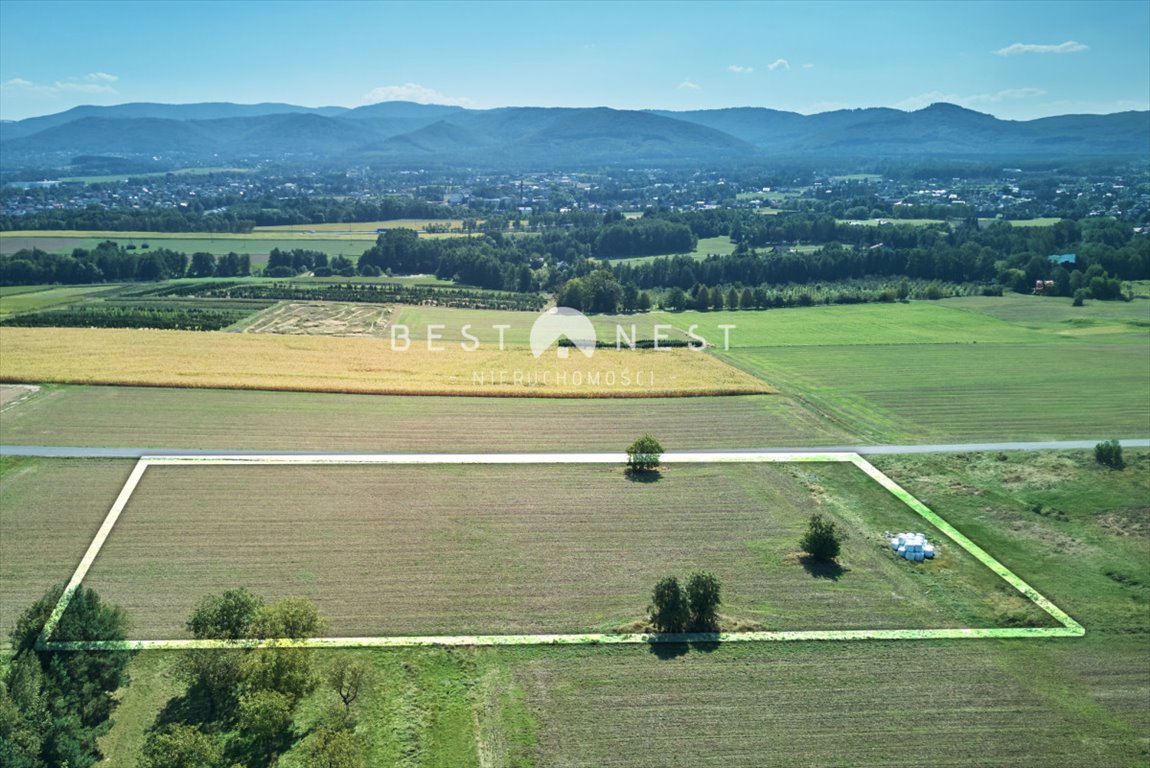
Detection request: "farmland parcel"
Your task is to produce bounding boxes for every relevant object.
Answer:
[56,457,1062,643]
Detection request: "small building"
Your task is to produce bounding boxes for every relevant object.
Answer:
[1048,253,1076,266]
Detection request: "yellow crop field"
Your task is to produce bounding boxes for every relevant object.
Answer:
[0,327,772,397]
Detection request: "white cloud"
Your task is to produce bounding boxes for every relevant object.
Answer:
[727,64,753,74]
[678,80,702,90]
[802,63,814,69]
[895,87,1047,111]
[53,81,118,94]
[362,83,476,107]
[768,58,790,71]
[0,75,118,95]
[995,40,1088,56]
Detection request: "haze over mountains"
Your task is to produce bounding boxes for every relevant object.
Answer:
[2,100,1147,170]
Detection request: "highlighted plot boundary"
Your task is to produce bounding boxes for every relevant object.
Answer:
[37,452,1084,651]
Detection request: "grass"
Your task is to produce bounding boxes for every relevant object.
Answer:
[0,283,125,316]
[0,327,770,397]
[979,217,1064,227]
[647,298,1150,443]
[607,235,737,264]
[77,450,1150,766]
[944,293,1150,338]
[0,385,849,451]
[0,234,371,267]
[653,302,1052,347]
[720,343,1150,443]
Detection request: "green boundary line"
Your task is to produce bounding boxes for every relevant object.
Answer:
[37,452,1084,651]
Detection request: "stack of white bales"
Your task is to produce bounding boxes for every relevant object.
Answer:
[890,532,935,561]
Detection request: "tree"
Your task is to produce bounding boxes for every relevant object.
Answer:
[649,576,689,632]
[138,724,224,768]
[178,647,246,720]
[626,434,663,473]
[300,724,364,768]
[1095,439,1126,470]
[186,587,263,640]
[251,595,325,640]
[686,572,722,631]
[237,689,293,764]
[800,513,844,561]
[5,585,130,768]
[327,657,370,713]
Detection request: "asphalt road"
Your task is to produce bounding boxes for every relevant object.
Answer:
[2,439,1148,458]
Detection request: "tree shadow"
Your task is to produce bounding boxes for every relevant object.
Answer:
[152,691,215,730]
[625,468,662,483]
[799,555,846,581]
[646,637,689,659]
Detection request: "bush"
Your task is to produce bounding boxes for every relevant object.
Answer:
[626,434,663,472]
[800,513,844,561]
[1095,439,1125,470]
[649,576,689,632]
[1072,288,1088,306]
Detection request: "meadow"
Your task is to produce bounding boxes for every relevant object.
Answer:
[0,283,124,316]
[79,449,1148,766]
[609,235,738,263]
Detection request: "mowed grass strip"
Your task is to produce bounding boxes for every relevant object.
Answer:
[722,343,1150,442]
[80,462,1046,640]
[0,327,770,397]
[0,457,138,640]
[0,385,851,450]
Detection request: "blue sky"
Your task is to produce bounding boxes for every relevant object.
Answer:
[1,0,1147,121]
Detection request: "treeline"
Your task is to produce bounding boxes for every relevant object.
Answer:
[0,242,250,285]
[609,220,1148,291]
[595,216,696,258]
[0,305,254,331]
[265,248,357,278]
[357,228,544,292]
[174,280,548,311]
[0,195,464,233]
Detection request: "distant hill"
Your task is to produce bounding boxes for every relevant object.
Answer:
[2,100,1147,170]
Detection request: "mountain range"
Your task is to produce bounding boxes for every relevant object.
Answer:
[2,100,1147,170]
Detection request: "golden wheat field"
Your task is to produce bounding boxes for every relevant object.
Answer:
[0,327,772,397]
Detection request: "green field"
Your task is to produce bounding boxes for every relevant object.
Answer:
[648,299,1150,442]
[608,235,739,264]
[79,449,1149,766]
[721,343,1149,442]
[0,283,126,316]
[0,234,370,267]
